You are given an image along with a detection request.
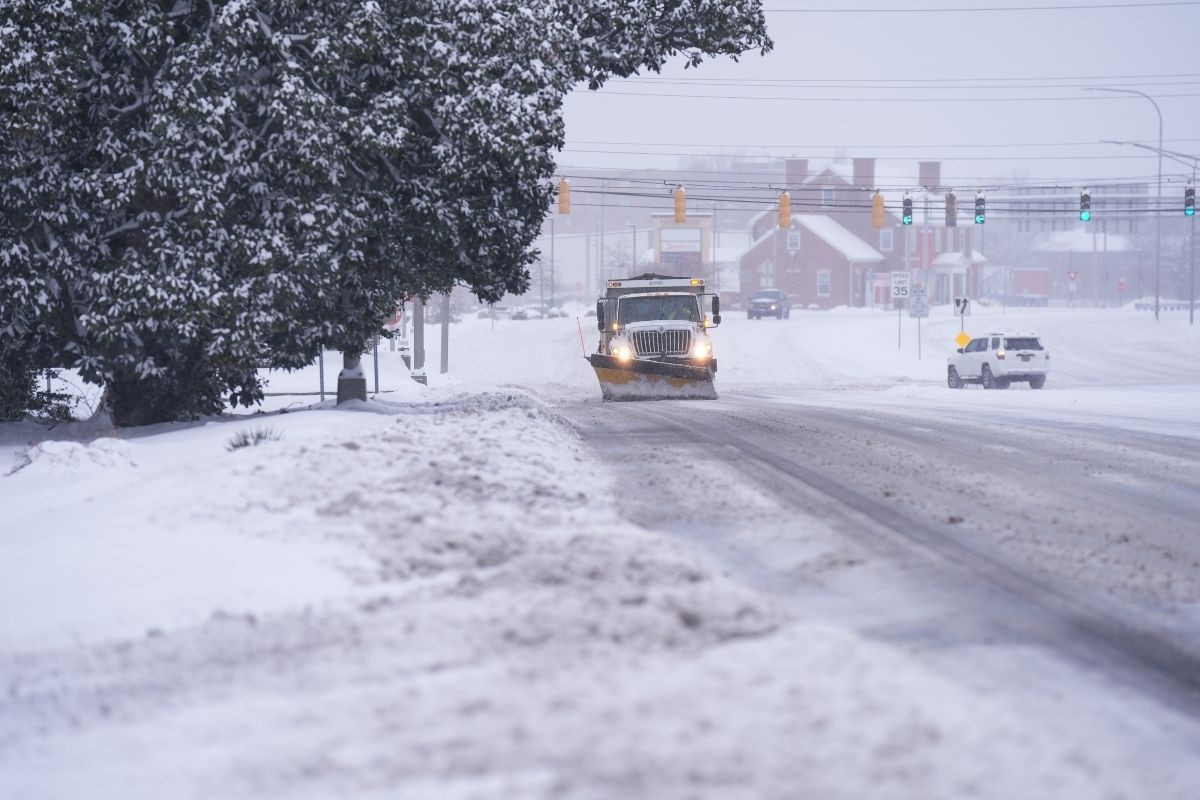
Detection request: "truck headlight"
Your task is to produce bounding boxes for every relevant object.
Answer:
[692,341,713,359]
[614,345,632,361]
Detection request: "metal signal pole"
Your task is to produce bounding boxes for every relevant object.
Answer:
[1088,87,1163,319]
[1103,139,1198,324]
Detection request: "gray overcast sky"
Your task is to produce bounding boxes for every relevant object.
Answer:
[557,1,1200,192]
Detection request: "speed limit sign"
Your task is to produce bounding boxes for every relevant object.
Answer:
[890,271,911,299]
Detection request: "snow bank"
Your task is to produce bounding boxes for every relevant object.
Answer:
[2,390,1194,799]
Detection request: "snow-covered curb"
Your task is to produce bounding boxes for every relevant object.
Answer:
[0,392,1191,799]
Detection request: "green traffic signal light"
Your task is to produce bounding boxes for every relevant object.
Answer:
[975,214,985,224]
[902,196,913,225]
[1080,210,1091,222]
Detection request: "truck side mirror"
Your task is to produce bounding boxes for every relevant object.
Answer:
[596,301,604,331]
[712,296,720,315]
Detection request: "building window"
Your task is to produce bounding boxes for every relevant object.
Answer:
[787,230,801,253]
[879,229,893,252]
[759,259,775,288]
[822,188,835,207]
[817,270,831,297]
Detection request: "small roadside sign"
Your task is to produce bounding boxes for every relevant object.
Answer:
[908,287,929,318]
[953,296,971,316]
[891,271,912,299]
[955,330,971,348]
[1067,270,1079,281]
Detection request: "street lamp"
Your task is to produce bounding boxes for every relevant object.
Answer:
[1086,86,1164,320]
[599,167,641,291]
[1103,139,1198,325]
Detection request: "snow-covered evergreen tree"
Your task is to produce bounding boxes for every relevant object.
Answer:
[0,0,770,424]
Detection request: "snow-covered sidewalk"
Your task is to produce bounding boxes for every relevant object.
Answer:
[0,391,1194,799]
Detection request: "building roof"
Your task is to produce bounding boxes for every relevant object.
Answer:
[791,214,886,263]
[932,248,988,268]
[1031,229,1132,254]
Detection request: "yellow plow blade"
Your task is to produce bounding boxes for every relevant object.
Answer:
[587,355,717,401]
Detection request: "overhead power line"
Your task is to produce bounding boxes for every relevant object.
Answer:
[619,72,1200,85]
[586,90,1200,102]
[763,1,1200,12]
[565,138,1200,150]
[562,148,1164,161]
[555,165,1190,189]
[614,79,1200,90]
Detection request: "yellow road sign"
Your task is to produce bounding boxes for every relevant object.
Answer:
[955,331,971,348]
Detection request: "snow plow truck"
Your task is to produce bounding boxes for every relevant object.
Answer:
[588,274,721,401]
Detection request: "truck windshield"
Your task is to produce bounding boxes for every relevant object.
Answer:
[618,295,699,324]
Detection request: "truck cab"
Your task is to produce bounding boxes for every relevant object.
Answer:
[596,277,719,370]
[587,274,722,400]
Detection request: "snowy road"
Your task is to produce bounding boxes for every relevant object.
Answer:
[562,389,1200,734]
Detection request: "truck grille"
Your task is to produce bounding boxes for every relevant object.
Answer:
[631,329,692,357]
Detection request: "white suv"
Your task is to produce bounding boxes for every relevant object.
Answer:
[948,333,1049,389]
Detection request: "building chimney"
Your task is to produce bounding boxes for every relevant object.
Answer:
[853,158,876,189]
[786,159,809,187]
[918,161,942,190]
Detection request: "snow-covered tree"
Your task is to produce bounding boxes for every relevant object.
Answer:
[1,0,770,425]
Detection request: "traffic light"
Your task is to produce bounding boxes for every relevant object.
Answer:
[945,191,957,227]
[778,191,791,228]
[871,191,885,229]
[974,192,986,225]
[1187,184,1196,217]
[902,194,913,225]
[674,185,686,223]
[1079,189,1091,222]
[557,178,570,214]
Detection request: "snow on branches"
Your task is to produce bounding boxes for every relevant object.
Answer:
[0,0,770,423]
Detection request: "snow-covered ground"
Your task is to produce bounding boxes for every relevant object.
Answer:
[272,303,1200,434]
[3,304,1199,798]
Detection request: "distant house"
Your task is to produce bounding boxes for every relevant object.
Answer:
[740,211,884,309]
[738,158,986,308]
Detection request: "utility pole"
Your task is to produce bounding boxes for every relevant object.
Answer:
[550,216,556,307]
[1088,87,1163,319]
[1103,138,1199,324]
[630,223,637,276]
[440,293,450,375]
[600,180,606,287]
[412,296,426,385]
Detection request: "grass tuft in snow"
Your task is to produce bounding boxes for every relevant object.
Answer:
[225,427,282,452]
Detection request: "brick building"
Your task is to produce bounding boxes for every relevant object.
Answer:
[738,158,985,308]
